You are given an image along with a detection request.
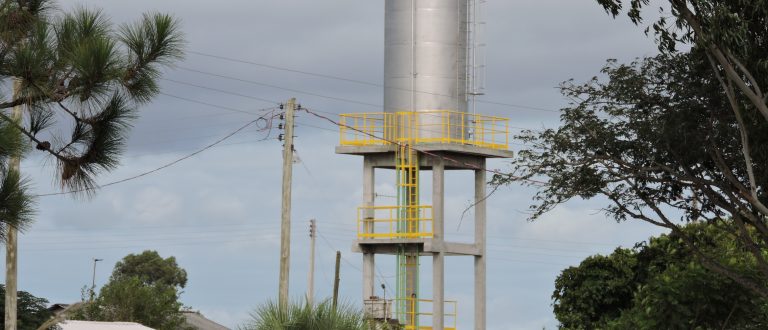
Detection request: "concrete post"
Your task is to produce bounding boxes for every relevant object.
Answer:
[474,160,487,330]
[432,157,445,330]
[278,98,296,307]
[362,157,376,301]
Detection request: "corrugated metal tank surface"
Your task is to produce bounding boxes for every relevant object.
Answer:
[384,0,468,140]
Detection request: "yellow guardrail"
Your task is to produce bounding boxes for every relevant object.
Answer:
[339,111,509,150]
[398,298,458,330]
[363,298,457,330]
[357,205,433,239]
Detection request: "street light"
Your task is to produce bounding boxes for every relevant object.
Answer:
[90,258,103,301]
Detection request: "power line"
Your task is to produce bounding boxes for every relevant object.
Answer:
[316,230,394,297]
[317,231,361,272]
[187,50,380,87]
[23,135,276,171]
[35,109,281,197]
[164,73,551,134]
[186,50,559,113]
[161,78,280,105]
[21,123,266,170]
[160,92,274,115]
[176,66,382,108]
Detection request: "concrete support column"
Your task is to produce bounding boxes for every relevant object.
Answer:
[474,160,487,330]
[432,158,445,330]
[363,253,375,300]
[363,157,376,300]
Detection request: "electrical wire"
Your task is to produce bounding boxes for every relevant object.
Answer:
[186,50,559,113]
[35,108,281,197]
[317,231,362,272]
[161,78,280,104]
[175,66,382,108]
[316,230,394,298]
[160,92,275,115]
[163,74,550,135]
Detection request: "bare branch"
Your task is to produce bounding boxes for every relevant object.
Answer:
[0,110,65,161]
[672,0,768,121]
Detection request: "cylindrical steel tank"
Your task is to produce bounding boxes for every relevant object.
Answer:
[384,0,468,141]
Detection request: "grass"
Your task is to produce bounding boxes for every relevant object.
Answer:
[240,298,396,330]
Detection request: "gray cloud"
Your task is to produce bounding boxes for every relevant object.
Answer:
[7,1,670,329]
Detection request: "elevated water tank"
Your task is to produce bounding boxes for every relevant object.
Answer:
[384,0,469,140]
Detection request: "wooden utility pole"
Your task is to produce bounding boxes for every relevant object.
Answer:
[278,98,296,308]
[306,219,316,305]
[5,79,22,330]
[332,251,341,309]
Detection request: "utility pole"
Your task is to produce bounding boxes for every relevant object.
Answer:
[5,78,22,330]
[278,98,296,307]
[306,219,316,305]
[90,258,103,301]
[332,251,341,310]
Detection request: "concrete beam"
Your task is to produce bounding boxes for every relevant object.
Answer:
[354,240,481,256]
[336,143,514,159]
[340,150,489,171]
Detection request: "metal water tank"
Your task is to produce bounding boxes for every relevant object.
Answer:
[384,0,469,141]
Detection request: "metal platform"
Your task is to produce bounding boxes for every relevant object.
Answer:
[336,143,514,160]
[353,239,482,257]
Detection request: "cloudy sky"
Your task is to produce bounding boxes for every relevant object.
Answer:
[5,1,670,329]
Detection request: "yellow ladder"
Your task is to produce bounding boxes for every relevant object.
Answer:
[396,143,419,234]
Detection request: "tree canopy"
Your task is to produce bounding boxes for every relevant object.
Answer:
[0,0,184,195]
[112,250,187,289]
[495,0,768,297]
[0,285,52,330]
[74,250,189,330]
[554,222,768,329]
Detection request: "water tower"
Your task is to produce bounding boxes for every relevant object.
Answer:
[336,1,511,329]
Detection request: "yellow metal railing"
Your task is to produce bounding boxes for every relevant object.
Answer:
[339,112,394,146]
[357,205,433,239]
[397,298,458,330]
[339,111,509,150]
[362,298,458,330]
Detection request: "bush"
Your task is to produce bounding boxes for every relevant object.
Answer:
[241,299,380,330]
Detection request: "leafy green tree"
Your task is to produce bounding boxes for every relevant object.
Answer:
[241,299,376,330]
[74,251,190,330]
[112,250,187,289]
[495,48,768,296]
[553,223,768,329]
[0,285,53,330]
[85,277,186,330]
[567,0,768,296]
[552,249,637,328]
[498,0,768,298]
